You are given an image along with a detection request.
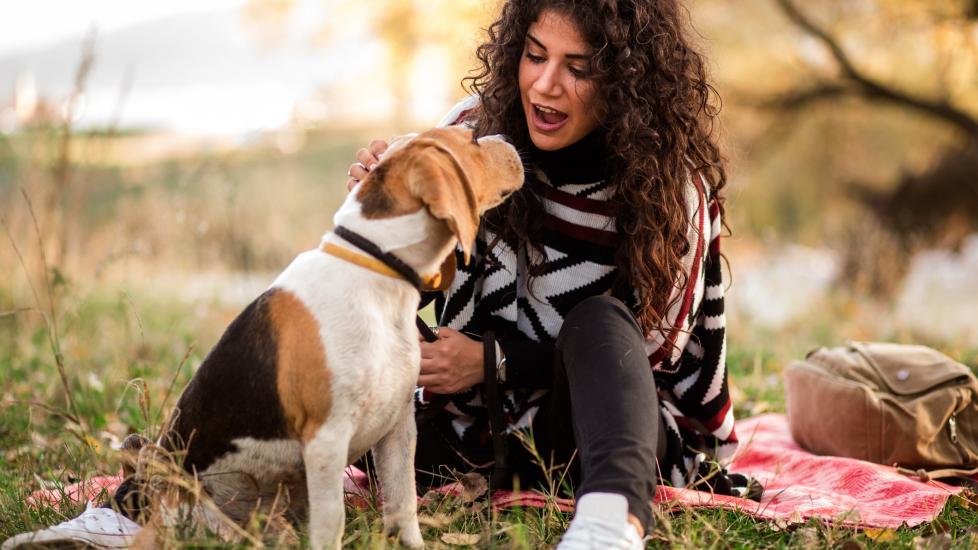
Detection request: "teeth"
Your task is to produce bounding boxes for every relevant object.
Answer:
[536,105,560,115]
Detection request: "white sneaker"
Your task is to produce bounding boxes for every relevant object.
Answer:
[2,502,141,549]
[556,492,645,550]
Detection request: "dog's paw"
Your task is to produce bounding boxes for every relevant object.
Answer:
[384,521,424,549]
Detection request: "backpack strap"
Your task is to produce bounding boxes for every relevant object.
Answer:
[895,464,978,482]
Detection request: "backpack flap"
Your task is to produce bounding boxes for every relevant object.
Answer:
[849,341,973,396]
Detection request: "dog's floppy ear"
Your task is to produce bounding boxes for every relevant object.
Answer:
[407,144,479,264]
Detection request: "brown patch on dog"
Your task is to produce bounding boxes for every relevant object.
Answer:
[357,126,524,262]
[268,290,332,442]
[356,161,423,219]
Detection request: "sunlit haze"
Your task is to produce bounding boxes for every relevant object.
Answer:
[0,0,456,136]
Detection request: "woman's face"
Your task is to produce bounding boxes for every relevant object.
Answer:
[518,9,599,151]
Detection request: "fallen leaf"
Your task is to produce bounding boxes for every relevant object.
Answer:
[914,533,952,550]
[839,540,862,550]
[6,444,31,460]
[419,512,453,529]
[458,472,487,503]
[82,434,103,453]
[440,532,480,546]
[953,490,978,510]
[789,526,819,547]
[865,528,896,542]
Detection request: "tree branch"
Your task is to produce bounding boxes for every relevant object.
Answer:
[743,82,849,110]
[773,0,978,139]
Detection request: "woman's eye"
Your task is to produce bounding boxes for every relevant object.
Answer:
[526,53,545,63]
[568,67,592,80]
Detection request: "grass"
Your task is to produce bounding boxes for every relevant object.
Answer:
[3,280,978,549]
[3,129,978,548]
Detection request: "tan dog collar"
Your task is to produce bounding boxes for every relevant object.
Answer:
[320,241,442,290]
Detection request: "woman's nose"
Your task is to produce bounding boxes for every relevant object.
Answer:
[532,62,562,96]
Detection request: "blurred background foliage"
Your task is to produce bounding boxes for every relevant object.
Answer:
[0,0,976,389]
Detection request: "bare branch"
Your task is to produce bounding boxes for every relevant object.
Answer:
[773,0,978,139]
[773,0,859,78]
[742,82,850,110]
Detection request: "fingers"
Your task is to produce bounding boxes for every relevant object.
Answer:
[418,375,457,395]
[418,374,442,388]
[346,160,367,192]
[346,139,388,192]
[419,345,445,370]
[433,327,456,339]
[356,147,380,172]
[369,139,388,157]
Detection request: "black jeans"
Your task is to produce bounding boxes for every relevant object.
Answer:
[415,295,662,531]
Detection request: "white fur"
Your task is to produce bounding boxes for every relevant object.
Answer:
[267,201,440,549]
[184,203,438,550]
[331,195,435,254]
[177,130,521,550]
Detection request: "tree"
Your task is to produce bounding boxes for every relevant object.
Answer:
[756,0,978,291]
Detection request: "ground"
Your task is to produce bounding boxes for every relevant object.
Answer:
[2,284,978,549]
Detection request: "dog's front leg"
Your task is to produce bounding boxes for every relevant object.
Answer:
[304,424,351,550]
[373,407,424,549]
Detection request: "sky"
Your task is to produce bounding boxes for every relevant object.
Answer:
[0,0,453,136]
[0,0,248,56]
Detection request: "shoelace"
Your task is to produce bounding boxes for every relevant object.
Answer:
[558,517,636,550]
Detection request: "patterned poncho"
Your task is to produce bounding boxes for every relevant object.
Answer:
[420,97,738,488]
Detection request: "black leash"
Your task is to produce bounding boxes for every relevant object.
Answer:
[482,331,510,489]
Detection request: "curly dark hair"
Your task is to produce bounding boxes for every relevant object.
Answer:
[462,0,727,338]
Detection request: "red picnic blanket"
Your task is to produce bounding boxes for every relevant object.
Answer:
[661,413,964,528]
[27,414,964,529]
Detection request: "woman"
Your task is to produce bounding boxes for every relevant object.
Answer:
[349,1,749,548]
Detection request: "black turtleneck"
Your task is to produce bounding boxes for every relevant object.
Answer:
[525,129,609,186]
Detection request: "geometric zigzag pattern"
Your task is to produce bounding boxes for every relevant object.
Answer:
[428,97,738,487]
[432,168,737,488]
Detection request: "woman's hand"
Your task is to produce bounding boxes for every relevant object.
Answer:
[346,139,388,191]
[418,327,485,394]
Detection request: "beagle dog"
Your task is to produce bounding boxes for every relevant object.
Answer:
[126,127,524,549]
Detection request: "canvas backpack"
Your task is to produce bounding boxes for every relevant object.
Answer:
[784,341,978,480]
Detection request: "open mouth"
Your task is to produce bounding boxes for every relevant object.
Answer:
[531,103,569,131]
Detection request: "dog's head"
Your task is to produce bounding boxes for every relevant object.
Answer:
[354,126,524,273]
